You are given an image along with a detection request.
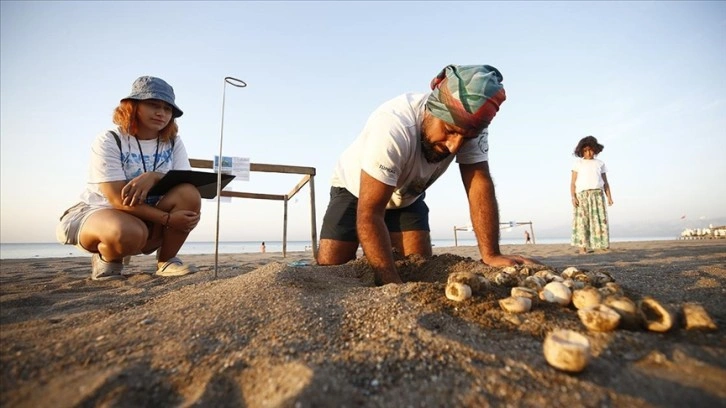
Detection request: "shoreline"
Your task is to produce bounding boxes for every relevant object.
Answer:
[0,236,695,261]
[2,237,716,259]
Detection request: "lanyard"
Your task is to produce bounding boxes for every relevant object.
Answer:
[135,137,160,172]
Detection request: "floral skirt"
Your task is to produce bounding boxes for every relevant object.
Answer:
[571,189,609,250]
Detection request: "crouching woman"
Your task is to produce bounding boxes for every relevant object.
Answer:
[56,76,201,280]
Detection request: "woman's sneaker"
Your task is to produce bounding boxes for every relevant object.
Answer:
[91,253,125,281]
[156,257,198,277]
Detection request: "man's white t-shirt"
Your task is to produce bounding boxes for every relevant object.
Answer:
[573,158,607,192]
[330,93,489,209]
[80,127,192,207]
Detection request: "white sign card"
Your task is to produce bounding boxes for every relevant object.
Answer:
[214,156,250,181]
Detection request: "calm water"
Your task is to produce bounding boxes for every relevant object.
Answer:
[0,237,676,260]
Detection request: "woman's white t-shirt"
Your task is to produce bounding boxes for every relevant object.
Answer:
[80,127,192,207]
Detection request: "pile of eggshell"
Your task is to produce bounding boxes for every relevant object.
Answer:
[445,265,718,373]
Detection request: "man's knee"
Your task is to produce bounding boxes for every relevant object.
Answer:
[317,239,358,265]
[400,230,432,257]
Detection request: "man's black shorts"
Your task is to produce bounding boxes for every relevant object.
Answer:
[320,187,430,242]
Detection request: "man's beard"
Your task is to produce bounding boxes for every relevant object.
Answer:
[420,128,450,163]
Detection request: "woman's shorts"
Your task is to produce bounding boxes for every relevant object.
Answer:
[320,187,430,242]
[55,202,103,252]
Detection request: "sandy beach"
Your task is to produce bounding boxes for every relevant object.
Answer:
[1,240,724,407]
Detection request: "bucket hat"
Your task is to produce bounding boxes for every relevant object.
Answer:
[122,76,183,118]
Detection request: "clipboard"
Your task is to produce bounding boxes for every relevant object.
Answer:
[149,170,236,199]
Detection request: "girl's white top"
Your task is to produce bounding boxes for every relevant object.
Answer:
[573,158,607,192]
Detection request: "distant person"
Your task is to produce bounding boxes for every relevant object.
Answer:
[570,135,614,254]
[524,230,532,244]
[261,242,266,253]
[56,76,201,280]
[317,64,537,285]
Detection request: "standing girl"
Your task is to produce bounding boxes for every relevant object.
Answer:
[56,76,201,280]
[570,136,614,253]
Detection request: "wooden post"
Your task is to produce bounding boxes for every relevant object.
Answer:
[309,175,318,259]
[529,222,536,244]
[283,198,288,258]
[454,226,458,247]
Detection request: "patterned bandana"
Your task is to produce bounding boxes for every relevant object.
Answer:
[426,65,506,131]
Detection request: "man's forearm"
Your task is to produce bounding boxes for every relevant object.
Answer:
[469,176,501,261]
[358,214,401,285]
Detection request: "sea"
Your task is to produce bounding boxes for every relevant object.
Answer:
[0,236,677,260]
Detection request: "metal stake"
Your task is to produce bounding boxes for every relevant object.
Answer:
[215,76,247,278]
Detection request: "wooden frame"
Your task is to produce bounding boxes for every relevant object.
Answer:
[453,221,536,246]
[189,159,318,258]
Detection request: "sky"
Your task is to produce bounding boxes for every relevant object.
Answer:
[1,1,725,244]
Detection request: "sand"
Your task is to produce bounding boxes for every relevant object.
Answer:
[1,240,725,407]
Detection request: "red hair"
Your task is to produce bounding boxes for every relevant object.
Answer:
[112,100,178,142]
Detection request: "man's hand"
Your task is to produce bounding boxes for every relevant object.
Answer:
[482,253,540,267]
[375,270,404,286]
